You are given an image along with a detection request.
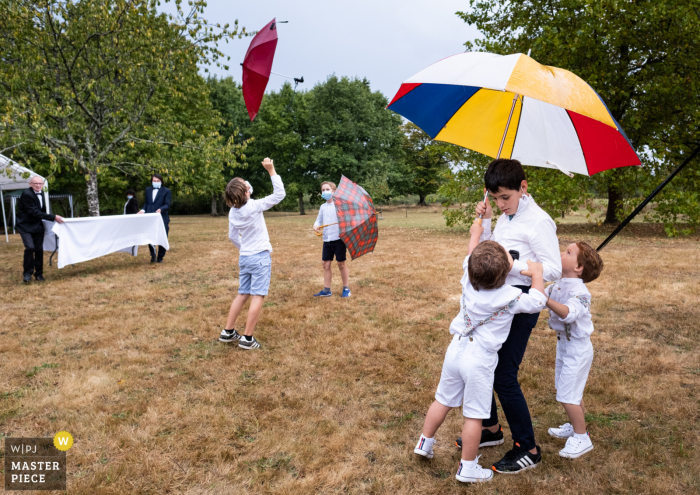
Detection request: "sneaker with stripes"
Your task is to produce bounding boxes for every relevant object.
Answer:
[413,434,434,459]
[219,328,241,343]
[491,444,541,474]
[455,456,493,483]
[548,422,575,439]
[238,336,261,350]
[455,426,505,449]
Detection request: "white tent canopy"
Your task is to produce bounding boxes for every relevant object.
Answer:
[1,153,51,242]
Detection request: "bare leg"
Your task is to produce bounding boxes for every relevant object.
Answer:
[226,293,250,329]
[323,260,332,287]
[338,260,349,287]
[422,401,451,438]
[562,402,587,434]
[244,295,265,336]
[461,418,483,461]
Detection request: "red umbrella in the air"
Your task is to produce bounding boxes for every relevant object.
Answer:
[241,19,304,121]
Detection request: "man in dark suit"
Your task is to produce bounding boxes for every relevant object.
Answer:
[124,189,140,215]
[16,177,65,282]
[137,173,171,263]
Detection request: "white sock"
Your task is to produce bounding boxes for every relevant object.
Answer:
[460,458,478,469]
[574,432,589,441]
[419,435,435,449]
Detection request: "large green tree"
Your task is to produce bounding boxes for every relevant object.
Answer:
[0,0,247,216]
[457,0,700,226]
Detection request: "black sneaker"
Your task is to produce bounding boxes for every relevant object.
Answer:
[455,427,505,449]
[219,329,241,343]
[238,336,261,350]
[492,444,541,474]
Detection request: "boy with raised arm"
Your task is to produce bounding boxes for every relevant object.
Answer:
[218,158,285,350]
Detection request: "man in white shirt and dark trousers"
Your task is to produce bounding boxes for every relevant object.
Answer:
[456,159,562,473]
[219,158,285,350]
[312,181,350,298]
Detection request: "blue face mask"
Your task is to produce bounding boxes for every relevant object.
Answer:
[152,182,161,189]
[127,195,133,199]
[321,191,332,201]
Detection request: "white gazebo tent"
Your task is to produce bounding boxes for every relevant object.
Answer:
[0,153,51,242]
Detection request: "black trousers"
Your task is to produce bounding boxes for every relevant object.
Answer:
[19,230,44,277]
[482,285,540,451]
[149,223,169,259]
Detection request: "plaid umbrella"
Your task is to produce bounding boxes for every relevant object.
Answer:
[333,176,378,260]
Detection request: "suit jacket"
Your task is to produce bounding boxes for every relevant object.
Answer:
[125,197,140,215]
[143,186,171,226]
[15,188,56,234]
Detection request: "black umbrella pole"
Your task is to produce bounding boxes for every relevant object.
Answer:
[597,143,700,252]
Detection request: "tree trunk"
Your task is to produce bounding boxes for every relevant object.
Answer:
[210,194,218,216]
[86,169,100,217]
[218,192,225,215]
[604,177,622,225]
[298,192,305,215]
[418,194,427,206]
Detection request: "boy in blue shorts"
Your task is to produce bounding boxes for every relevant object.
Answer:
[218,158,285,350]
[312,181,350,298]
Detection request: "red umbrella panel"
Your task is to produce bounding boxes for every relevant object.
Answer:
[333,176,378,260]
[242,18,278,121]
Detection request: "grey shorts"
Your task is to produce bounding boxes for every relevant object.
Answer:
[238,251,271,296]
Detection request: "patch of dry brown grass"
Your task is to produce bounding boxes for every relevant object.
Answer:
[1,211,699,494]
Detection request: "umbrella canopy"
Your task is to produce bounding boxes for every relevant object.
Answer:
[387,52,640,176]
[333,176,378,260]
[242,18,278,121]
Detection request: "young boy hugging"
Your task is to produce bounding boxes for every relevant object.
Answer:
[458,158,562,473]
[218,158,285,350]
[414,220,547,483]
[312,181,350,298]
[545,241,604,458]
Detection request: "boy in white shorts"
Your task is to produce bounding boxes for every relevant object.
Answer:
[413,220,547,483]
[545,241,604,458]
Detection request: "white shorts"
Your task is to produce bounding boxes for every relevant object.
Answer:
[555,334,593,404]
[435,334,498,419]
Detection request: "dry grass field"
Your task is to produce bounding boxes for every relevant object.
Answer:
[1,208,699,494]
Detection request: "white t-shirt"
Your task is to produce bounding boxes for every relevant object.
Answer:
[228,175,286,256]
[545,278,594,339]
[449,254,547,353]
[313,202,340,242]
[479,194,562,286]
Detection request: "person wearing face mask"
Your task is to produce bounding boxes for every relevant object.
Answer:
[312,181,350,298]
[454,159,562,475]
[137,173,172,263]
[124,189,139,215]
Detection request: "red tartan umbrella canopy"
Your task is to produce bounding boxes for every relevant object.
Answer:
[242,18,278,121]
[332,176,378,260]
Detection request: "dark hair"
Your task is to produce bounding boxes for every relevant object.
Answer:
[126,189,136,196]
[576,242,604,283]
[151,173,163,183]
[484,159,527,193]
[468,241,511,291]
[225,178,248,209]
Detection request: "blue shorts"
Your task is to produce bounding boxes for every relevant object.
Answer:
[238,251,271,296]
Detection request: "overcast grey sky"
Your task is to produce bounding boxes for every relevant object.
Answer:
[162,1,480,100]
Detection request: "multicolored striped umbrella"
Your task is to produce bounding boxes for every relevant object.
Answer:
[333,176,378,260]
[387,52,640,176]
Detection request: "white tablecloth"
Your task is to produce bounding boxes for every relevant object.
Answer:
[51,214,169,268]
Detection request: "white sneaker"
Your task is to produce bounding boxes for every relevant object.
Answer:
[559,434,594,459]
[548,422,575,439]
[414,435,434,459]
[455,456,493,483]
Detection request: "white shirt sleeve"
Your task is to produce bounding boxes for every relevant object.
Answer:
[228,220,241,249]
[509,288,547,314]
[247,175,286,214]
[479,218,494,242]
[314,205,324,228]
[561,294,590,324]
[527,218,562,282]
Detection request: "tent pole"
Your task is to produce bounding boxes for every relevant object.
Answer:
[597,143,700,252]
[497,94,520,159]
[1,188,7,243]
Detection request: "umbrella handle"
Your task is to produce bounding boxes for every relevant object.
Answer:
[314,222,338,236]
[476,190,490,226]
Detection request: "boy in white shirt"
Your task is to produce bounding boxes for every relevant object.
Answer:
[218,158,286,350]
[458,159,562,473]
[414,220,547,483]
[312,181,350,298]
[545,241,604,458]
